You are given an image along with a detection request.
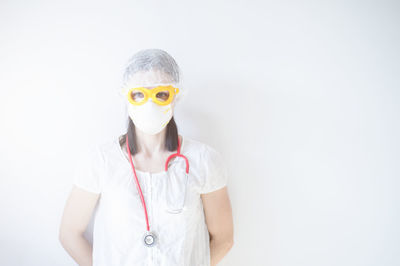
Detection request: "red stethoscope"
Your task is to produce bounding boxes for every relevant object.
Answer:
[125,134,189,247]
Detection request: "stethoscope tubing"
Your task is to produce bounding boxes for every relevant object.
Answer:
[125,134,189,233]
[126,134,151,231]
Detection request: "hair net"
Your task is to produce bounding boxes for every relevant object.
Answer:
[119,49,185,104]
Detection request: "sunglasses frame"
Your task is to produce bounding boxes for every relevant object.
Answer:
[126,85,179,106]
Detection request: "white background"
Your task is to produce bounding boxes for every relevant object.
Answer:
[0,0,399,265]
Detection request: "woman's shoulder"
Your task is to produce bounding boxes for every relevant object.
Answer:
[82,136,120,162]
[90,135,222,163]
[182,136,210,153]
[182,136,223,161]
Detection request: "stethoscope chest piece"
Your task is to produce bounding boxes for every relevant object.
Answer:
[143,231,157,247]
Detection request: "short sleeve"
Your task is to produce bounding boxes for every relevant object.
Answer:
[199,145,229,194]
[72,145,104,194]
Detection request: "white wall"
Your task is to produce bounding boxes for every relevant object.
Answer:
[0,0,399,265]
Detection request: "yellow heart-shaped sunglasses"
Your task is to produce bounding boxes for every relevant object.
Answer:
[126,85,180,106]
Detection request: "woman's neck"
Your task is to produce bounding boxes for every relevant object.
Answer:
[134,127,167,157]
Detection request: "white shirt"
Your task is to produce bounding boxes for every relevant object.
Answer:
[72,135,229,266]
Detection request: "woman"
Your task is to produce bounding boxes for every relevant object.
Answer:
[59,49,234,266]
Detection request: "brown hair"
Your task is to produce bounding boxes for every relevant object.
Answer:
[120,117,179,155]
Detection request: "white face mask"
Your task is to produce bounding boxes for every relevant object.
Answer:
[127,98,173,135]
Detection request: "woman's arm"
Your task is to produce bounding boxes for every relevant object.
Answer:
[201,186,234,266]
[59,186,100,266]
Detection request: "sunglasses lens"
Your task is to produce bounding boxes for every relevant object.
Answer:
[155,90,170,102]
[130,90,145,103]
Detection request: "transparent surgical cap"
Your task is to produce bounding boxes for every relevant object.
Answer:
[119,49,185,103]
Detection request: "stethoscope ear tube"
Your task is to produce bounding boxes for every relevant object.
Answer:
[165,137,189,174]
[164,171,189,214]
